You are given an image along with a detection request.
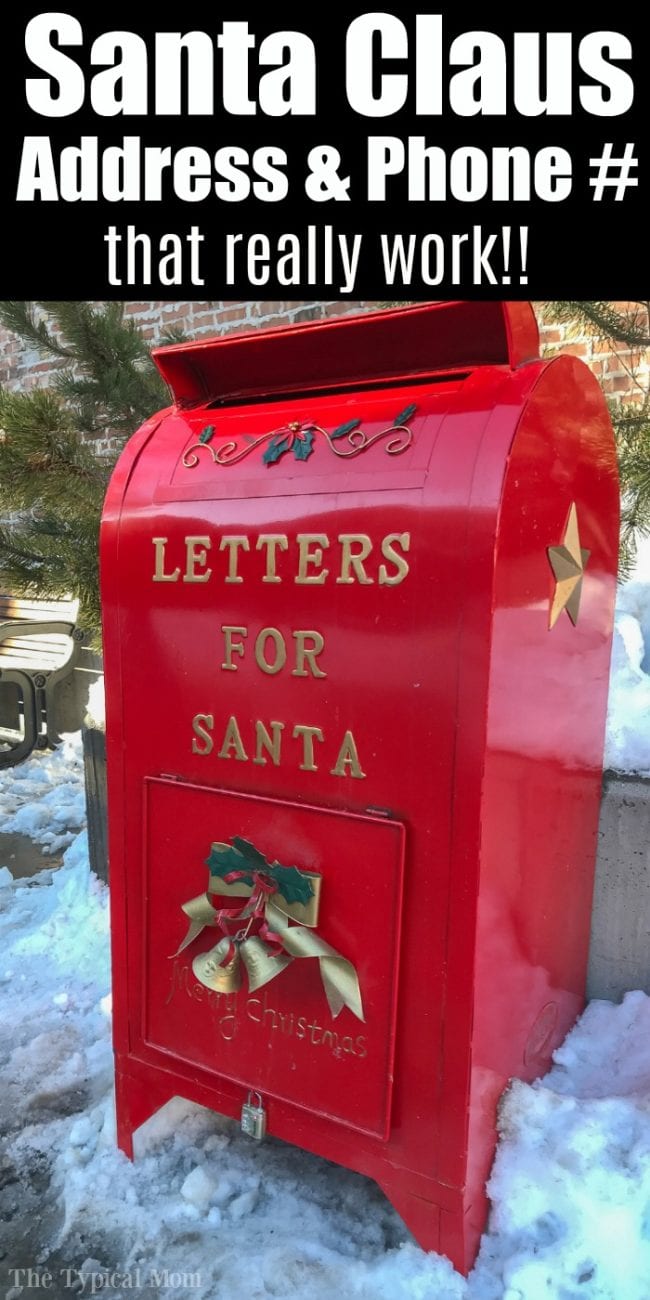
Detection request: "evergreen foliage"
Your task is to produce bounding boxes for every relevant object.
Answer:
[0,302,179,642]
[544,301,650,577]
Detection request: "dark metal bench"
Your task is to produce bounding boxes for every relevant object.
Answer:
[0,594,85,768]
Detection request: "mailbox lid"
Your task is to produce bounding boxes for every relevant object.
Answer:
[142,300,538,504]
[153,300,539,405]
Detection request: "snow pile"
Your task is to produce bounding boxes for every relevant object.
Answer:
[0,831,459,1298]
[1,812,650,1298]
[0,730,86,853]
[605,582,650,775]
[85,675,106,730]
[475,992,650,1299]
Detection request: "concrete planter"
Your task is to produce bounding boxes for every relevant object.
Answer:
[588,773,650,1000]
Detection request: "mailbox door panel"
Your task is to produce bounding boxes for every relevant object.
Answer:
[141,780,404,1138]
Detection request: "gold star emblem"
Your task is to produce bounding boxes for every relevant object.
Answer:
[547,503,590,629]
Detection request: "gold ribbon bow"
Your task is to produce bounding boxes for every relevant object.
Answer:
[173,839,364,1022]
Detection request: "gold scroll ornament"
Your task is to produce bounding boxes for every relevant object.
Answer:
[182,404,417,470]
[173,841,364,1022]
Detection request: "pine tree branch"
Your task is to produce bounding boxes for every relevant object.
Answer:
[159,325,188,345]
[0,515,103,640]
[43,302,151,373]
[0,302,177,644]
[543,301,650,347]
[0,302,74,360]
[0,389,107,514]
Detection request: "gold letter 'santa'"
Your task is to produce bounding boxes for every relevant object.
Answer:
[192,713,214,755]
[191,715,365,778]
[331,730,366,779]
[152,537,180,582]
[253,720,285,766]
[292,724,324,771]
[218,716,248,761]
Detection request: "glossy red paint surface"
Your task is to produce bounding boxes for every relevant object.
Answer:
[100,302,619,1274]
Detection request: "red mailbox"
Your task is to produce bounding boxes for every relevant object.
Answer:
[100,301,619,1273]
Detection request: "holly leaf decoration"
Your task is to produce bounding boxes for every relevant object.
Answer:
[393,403,417,427]
[231,837,268,870]
[206,841,255,886]
[199,424,215,445]
[268,863,314,905]
[292,429,315,461]
[263,435,291,465]
[331,418,361,440]
[205,837,314,905]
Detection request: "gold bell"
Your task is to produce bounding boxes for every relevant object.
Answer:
[193,938,242,993]
[240,935,292,992]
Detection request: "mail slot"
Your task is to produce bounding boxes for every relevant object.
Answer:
[100,301,619,1273]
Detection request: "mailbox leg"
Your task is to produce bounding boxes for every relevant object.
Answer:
[439,1201,485,1278]
[115,1063,176,1161]
[379,1178,484,1276]
[379,1181,442,1255]
[115,1066,137,1159]
[115,1068,135,1159]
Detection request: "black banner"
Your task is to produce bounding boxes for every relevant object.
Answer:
[2,8,647,299]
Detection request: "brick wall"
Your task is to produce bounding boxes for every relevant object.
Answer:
[1,302,648,452]
[539,306,650,409]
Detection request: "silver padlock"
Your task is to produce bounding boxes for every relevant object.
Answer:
[241,1090,266,1141]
